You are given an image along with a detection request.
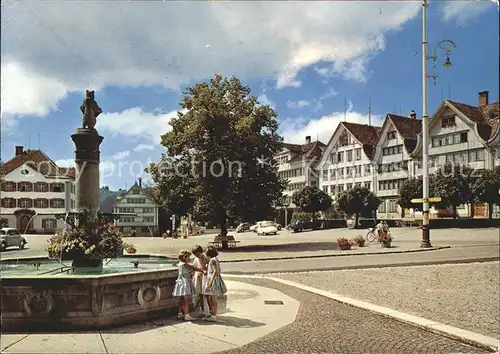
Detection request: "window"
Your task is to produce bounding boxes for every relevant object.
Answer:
[388,199,398,213]
[126,198,146,204]
[379,179,405,191]
[355,182,361,187]
[51,183,64,192]
[355,148,361,160]
[142,207,155,213]
[339,132,349,146]
[338,185,344,192]
[322,186,329,193]
[19,182,32,192]
[35,182,48,192]
[346,167,352,177]
[119,207,134,213]
[1,182,16,192]
[365,164,371,175]
[18,198,32,208]
[378,201,387,213]
[142,216,154,223]
[329,169,336,179]
[364,182,371,190]
[354,165,362,176]
[337,151,344,163]
[441,116,456,128]
[322,170,328,179]
[120,216,135,222]
[51,199,65,208]
[387,131,397,140]
[432,131,468,147]
[383,145,403,156]
[35,199,48,208]
[346,150,353,162]
[1,198,15,208]
[346,183,352,190]
[42,219,57,229]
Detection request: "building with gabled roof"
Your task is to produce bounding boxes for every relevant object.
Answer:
[0,146,76,233]
[112,178,159,236]
[274,136,325,225]
[318,121,381,199]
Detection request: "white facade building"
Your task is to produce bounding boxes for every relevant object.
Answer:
[112,179,159,236]
[316,90,499,220]
[318,122,380,199]
[275,136,325,225]
[0,146,76,233]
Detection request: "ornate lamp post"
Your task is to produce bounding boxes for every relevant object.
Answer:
[421,0,456,248]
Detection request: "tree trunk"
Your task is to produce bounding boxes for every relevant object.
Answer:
[401,208,406,218]
[488,203,493,219]
[470,202,475,218]
[217,205,229,248]
[452,206,457,219]
[355,213,359,229]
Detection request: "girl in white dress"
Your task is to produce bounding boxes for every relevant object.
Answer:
[202,245,227,322]
[172,249,204,320]
[191,245,210,318]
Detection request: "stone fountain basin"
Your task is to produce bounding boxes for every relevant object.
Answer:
[0,255,226,332]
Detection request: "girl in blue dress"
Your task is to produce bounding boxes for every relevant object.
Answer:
[202,245,227,322]
[173,249,205,320]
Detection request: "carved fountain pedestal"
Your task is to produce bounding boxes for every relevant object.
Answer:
[70,128,104,269]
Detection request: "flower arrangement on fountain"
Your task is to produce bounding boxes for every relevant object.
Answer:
[47,223,136,261]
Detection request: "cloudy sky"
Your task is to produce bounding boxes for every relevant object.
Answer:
[1,0,498,189]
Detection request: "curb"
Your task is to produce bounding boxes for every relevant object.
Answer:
[224,256,500,275]
[225,274,499,352]
[219,245,451,263]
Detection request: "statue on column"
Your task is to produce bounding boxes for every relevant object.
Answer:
[80,90,103,130]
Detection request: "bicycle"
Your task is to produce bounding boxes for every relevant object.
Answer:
[365,229,378,243]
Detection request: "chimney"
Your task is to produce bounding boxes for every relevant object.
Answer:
[138,177,142,189]
[478,91,489,106]
[305,136,311,144]
[15,146,24,156]
[409,110,417,119]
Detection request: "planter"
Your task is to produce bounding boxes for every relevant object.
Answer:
[72,258,103,268]
[338,244,352,251]
[355,241,365,247]
[381,241,391,248]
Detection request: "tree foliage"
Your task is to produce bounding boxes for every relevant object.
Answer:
[397,177,423,211]
[336,186,381,226]
[472,166,500,219]
[430,162,474,218]
[291,186,332,216]
[147,74,287,234]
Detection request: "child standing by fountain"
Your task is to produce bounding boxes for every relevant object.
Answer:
[202,245,227,322]
[191,245,210,318]
[173,249,204,320]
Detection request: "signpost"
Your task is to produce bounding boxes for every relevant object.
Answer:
[411,197,441,204]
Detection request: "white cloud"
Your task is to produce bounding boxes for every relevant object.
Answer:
[133,144,155,152]
[257,94,276,109]
[2,2,421,117]
[314,87,339,112]
[286,100,310,109]
[280,107,383,145]
[112,151,130,160]
[96,107,184,144]
[441,1,496,24]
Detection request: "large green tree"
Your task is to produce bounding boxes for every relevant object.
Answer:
[397,177,423,217]
[430,162,474,219]
[291,186,332,219]
[336,186,381,227]
[472,166,500,219]
[147,75,287,235]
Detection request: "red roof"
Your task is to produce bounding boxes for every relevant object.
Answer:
[284,140,326,163]
[342,122,381,145]
[0,149,75,179]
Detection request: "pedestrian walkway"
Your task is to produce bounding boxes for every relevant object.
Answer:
[0,278,491,353]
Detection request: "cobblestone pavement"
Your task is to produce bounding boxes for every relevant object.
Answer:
[271,262,500,339]
[4,227,498,262]
[217,278,489,354]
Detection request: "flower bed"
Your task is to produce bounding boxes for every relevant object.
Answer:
[352,235,365,247]
[378,232,392,248]
[336,237,352,250]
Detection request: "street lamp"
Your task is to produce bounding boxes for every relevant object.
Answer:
[421,0,456,248]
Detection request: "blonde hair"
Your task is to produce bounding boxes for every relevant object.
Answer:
[177,249,191,261]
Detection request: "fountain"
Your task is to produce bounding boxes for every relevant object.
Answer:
[0,91,226,332]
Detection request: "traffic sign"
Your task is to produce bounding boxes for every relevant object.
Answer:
[411,197,441,203]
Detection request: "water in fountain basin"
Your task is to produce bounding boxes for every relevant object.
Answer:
[0,256,177,277]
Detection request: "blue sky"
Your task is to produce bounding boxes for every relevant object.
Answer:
[1,1,498,190]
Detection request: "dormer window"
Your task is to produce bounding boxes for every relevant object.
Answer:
[387,131,397,140]
[442,116,456,128]
[339,132,349,146]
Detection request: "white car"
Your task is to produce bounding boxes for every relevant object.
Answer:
[256,221,278,236]
[1,228,27,251]
[250,221,266,232]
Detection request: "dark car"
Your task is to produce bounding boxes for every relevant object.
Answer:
[235,222,251,233]
[289,219,321,232]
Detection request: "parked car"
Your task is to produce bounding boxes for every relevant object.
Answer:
[256,221,278,235]
[289,219,321,232]
[235,222,251,233]
[275,223,282,230]
[1,228,27,251]
[250,221,265,232]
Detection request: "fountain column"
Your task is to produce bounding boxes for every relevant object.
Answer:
[71,129,103,230]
